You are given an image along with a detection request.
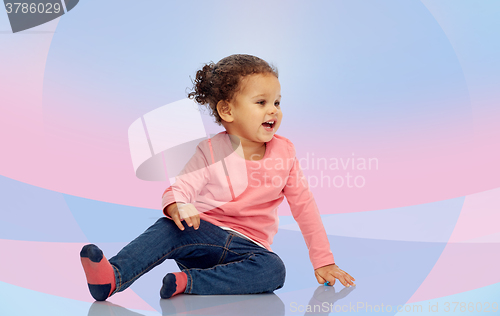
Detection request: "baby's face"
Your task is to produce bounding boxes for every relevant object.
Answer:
[228,73,282,144]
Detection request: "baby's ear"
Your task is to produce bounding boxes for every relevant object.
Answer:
[217,100,233,122]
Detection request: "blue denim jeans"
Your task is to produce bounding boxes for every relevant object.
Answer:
[108,217,286,296]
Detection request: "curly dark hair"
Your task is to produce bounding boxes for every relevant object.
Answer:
[187,54,279,126]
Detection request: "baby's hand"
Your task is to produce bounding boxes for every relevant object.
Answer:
[314,264,355,287]
[166,203,200,230]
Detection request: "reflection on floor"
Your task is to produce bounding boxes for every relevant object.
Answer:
[87,285,356,316]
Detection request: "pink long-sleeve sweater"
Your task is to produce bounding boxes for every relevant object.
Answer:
[161,131,334,270]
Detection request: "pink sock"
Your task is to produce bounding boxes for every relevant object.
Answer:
[160,272,187,299]
[80,244,116,301]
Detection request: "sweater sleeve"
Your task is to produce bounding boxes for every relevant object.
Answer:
[161,143,211,215]
[282,140,335,270]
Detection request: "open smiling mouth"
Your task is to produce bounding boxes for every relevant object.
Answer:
[262,120,275,131]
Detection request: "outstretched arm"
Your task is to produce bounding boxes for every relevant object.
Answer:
[282,139,355,287]
[282,141,335,270]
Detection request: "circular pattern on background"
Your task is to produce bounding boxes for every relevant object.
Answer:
[1,1,499,315]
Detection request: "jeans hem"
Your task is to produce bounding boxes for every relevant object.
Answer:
[110,264,121,296]
[183,268,194,294]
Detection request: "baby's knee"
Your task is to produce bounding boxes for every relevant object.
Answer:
[154,217,181,233]
[264,253,286,290]
[275,257,286,289]
[155,216,171,226]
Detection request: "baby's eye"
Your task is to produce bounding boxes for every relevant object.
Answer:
[275,101,280,107]
[257,100,266,105]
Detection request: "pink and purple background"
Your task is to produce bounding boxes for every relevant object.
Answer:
[1,0,499,315]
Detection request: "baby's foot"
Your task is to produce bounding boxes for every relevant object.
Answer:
[80,244,116,301]
[160,272,187,299]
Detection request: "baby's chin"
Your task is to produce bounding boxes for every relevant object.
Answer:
[262,132,276,142]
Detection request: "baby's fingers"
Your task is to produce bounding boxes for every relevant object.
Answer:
[342,271,356,283]
[340,273,355,287]
[179,204,200,229]
[341,278,350,287]
[315,273,326,284]
[324,275,336,286]
[192,214,200,230]
[343,276,355,287]
[347,273,356,283]
[172,212,185,231]
[183,214,194,227]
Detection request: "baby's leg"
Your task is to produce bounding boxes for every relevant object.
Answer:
[174,235,286,295]
[81,217,231,301]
